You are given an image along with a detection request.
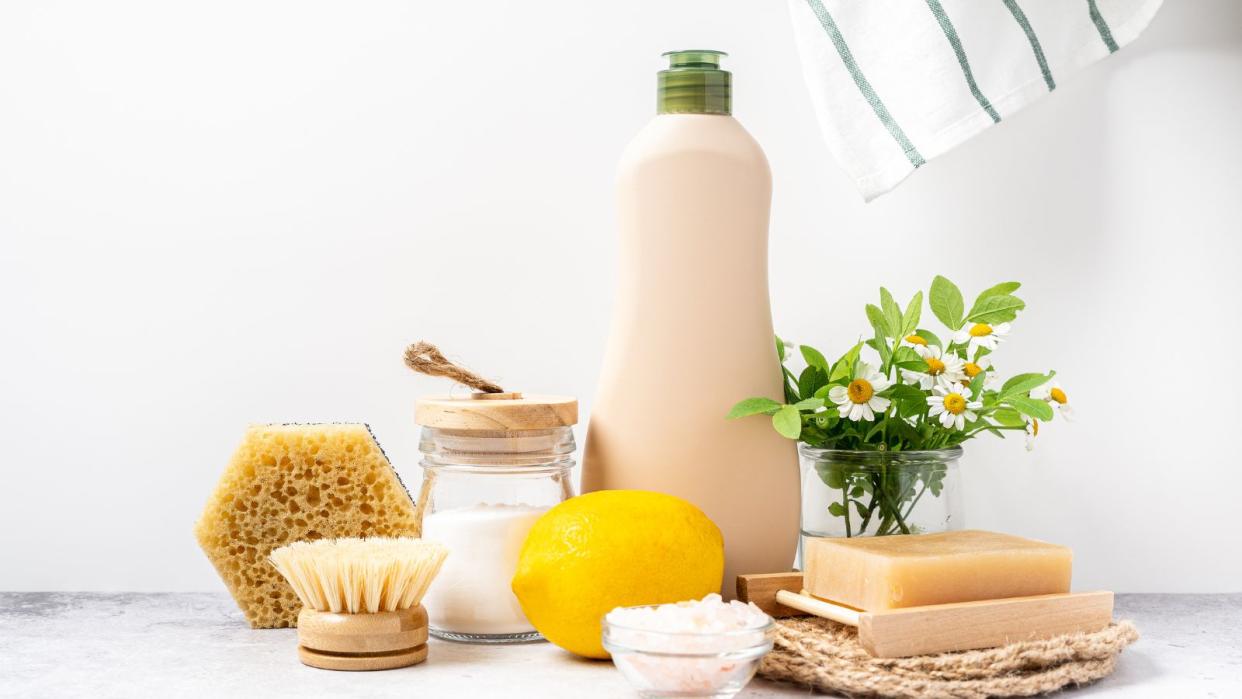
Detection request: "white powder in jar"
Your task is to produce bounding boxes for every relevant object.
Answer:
[421,503,547,636]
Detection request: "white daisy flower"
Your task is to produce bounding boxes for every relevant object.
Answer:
[961,356,998,388]
[952,322,1010,354]
[1031,381,1074,421]
[828,362,893,422]
[902,345,966,390]
[1025,419,1039,451]
[926,382,982,431]
[901,334,929,349]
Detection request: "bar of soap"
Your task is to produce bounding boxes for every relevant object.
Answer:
[804,530,1071,611]
[194,424,420,628]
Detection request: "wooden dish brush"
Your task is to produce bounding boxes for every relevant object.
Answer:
[270,537,448,671]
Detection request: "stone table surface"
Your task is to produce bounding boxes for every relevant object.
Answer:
[1,593,1238,698]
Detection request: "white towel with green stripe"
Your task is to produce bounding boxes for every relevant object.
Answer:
[789,0,1162,201]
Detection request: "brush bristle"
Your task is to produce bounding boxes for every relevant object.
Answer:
[269,537,448,614]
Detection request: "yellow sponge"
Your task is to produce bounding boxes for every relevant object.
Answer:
[195,424,420,628]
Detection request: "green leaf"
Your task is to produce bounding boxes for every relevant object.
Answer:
[800,345,829,372]
[775,335,786,362]
[792,397,825,411]
[892,346,921,364]
[901,291,923,336]
[836,341,863,366]
[873,326,891,366]
[884,384,930,418]
[817,461,845,489]
[854,501,868,518]
[969,377,986,401]
[914,328,943,348]
[1000,371,1054,398]
[889,418,923,444]
[830,342,863,382]
[970,281,1021,310]
[828,502,846,518]
[1004,396,1054,421]
[929,276,965,330]
[865,304,889,338]
[726,397,781,419]
[992,407,1026,427]
[798,366,826,401]
[772,405,802,439]
[891,346,924,372]
[783,373,799,405]
[965,294,1026,324]
[880,287,903,338]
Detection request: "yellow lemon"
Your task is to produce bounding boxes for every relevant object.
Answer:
[511,490,724,659]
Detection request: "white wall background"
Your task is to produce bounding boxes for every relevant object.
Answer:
[2,1,1239,593]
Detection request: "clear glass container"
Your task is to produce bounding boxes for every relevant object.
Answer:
[416,424,575,644]
[602,611,775,698]
[797,446,963,565]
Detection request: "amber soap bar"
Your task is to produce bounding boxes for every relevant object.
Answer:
[804,530,1072,611]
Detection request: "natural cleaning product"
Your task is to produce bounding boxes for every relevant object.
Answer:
[421,504,548,637]
[413,392,577,643]
[511,490,724,659]
[269,537,447,670]
[195,423,421,628]
[404,341,579,643]
[803,529,1073,611]
[582,50,798,593]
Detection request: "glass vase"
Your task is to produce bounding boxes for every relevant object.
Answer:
[797,446,963,564]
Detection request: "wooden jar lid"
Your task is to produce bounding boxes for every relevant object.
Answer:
[415,392,578,431]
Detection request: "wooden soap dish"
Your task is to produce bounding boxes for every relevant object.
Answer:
[738,573,1113,658]
[296,605,429,671]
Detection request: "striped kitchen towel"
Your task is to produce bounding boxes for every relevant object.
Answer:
[788,0,1162,201]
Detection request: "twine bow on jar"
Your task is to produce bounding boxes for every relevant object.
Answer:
[403,341,505,394]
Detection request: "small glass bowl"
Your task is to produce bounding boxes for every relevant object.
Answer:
[602,610,776,698]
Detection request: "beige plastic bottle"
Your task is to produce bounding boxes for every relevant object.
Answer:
[583,51,798,596]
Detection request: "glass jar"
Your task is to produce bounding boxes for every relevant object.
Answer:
[414,393,577,644]
[796,446,963,565]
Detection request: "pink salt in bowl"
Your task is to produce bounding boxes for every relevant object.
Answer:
[602,604,776,698]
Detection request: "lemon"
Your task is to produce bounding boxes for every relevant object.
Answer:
[511,490,724,659]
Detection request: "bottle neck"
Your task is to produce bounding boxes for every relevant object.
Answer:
[657,50,731,115]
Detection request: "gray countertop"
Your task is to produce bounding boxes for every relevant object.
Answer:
[1,593,1238,697]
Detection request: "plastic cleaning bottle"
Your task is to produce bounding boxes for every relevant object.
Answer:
[583,50,798,596]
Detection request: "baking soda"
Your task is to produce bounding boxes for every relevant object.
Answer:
[422,503,547,636]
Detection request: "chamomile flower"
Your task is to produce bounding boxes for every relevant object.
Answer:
[901,334,929,348]
[961,356,998,388]
[1031,381,1074,421]
[1025,419,1039,451]
[926,382,982,431]
[828,362,893,422]
[901,345,966,390]
[953,322,1010,354]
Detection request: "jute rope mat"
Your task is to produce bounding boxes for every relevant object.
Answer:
[758,616,1139,699]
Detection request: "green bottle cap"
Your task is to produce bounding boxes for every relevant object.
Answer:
[657,50,731,115]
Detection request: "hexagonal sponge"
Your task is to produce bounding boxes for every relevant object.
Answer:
[195,423,420,628]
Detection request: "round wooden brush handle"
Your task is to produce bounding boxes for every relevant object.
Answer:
[296,605,429,671]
